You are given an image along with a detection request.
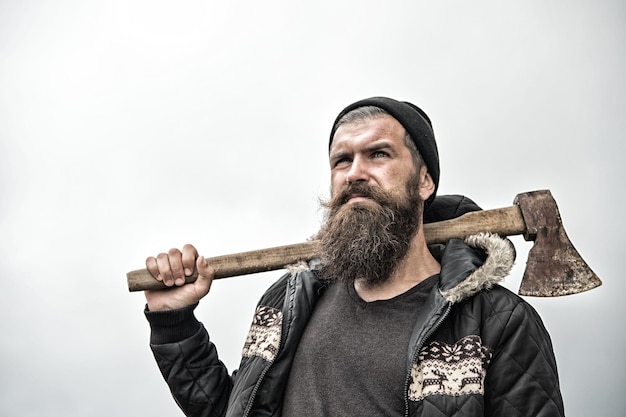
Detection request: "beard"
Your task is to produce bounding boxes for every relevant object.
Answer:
[316,175,424,287]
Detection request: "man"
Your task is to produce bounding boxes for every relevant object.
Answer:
[143,97,565,416]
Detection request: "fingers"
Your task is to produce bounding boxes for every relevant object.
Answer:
[145,244,199,287]
[144,256,214,312]
[182,244,199,277]
[165,248,185,285]
[145,256,160,280]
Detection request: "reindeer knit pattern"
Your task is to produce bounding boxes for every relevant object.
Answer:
[242,306,282,361]
[409,335,493,401]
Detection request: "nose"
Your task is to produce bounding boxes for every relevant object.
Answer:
[345,156,369,184]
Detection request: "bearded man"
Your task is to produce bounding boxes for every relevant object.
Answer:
[143,97,565,417]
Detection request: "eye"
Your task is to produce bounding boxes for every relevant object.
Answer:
[372,150,389,158]
[333,157,351,168]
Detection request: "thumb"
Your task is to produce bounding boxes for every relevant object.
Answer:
[194,256,215,296]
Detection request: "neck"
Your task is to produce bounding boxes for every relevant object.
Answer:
[354,227,440,302]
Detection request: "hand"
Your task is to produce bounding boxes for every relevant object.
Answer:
[144,244,214,311]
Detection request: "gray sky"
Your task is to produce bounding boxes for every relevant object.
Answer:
[1,1,624,416]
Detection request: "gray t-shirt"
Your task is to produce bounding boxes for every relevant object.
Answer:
[282,275,438,417]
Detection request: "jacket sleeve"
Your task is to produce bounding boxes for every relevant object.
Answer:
[145,304,233,417]
[483,295,565,417]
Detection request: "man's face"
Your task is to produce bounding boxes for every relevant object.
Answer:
[317,115,433,286]
[329,115,422,203]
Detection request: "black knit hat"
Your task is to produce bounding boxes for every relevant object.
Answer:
[329,96,440,208]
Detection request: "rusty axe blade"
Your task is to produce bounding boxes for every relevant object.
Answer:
[514,190,601,296]
[127,189,602,296]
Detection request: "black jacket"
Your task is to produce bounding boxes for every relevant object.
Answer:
[146,198,564,416]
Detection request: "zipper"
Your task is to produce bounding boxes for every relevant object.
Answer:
[241,275,296,417]
[242,354,279,417]
[403,301,452,417]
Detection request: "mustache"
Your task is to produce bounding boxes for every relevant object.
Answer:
[326,182,396,209]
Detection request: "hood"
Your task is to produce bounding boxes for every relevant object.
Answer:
[438,233,516,304]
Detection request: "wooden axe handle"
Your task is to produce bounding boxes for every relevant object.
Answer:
[127,205,525,292]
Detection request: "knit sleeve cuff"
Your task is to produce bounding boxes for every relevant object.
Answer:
[144,303,202,345]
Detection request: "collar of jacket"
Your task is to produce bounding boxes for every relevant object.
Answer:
[296,232,515,304]
[432,232,515,303]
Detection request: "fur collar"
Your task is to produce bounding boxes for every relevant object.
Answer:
[290,232,515,303]
[440,233,515,304]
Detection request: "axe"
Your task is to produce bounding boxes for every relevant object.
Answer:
[126,190,601,297]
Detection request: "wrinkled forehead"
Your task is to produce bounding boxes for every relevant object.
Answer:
[330,114,406,153]
[331,107,394,146]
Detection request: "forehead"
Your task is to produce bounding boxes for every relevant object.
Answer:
[330,115,406,153]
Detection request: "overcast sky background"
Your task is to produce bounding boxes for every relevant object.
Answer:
[1,1,624,416]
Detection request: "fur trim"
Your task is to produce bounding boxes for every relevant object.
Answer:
[440,233,515,303]
[286,261,311,274]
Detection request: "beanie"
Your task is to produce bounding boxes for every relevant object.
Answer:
[329,96,440,208]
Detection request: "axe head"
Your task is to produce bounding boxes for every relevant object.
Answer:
[514,190,602,297]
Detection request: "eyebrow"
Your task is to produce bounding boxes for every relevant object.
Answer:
[329,141,396,165]
[364,142,394,154]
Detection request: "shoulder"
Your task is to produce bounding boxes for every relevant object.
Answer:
[256,272,292,311]
[453,285,552,348]
[469,284,525,313]
[257,266,324,311]
[457,284,540,324]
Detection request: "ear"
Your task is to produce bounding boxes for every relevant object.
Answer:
[418,166,435,201]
